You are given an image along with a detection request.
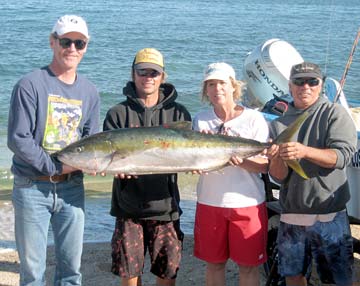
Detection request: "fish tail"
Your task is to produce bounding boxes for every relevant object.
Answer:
[274,111,309,179]
[273,112,309,145]
[286,160,309,179]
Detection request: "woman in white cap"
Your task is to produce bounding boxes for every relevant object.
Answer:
[192,62,269,285]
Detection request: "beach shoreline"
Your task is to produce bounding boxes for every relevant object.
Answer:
[2,234,360,286]
[2,233,360,286]
[0,173,199,251]
[0,236,244,286]
[0,171,256,285]
[2,175,360,285]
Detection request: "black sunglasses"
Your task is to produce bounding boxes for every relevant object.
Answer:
[135,69,161,78]
[292,78,320,87]
[54,35,87,50]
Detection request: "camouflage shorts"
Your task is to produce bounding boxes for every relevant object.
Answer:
[111,218,183,279]
[277,211,353,285]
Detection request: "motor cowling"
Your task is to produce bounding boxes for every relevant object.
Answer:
[242,39,304,109]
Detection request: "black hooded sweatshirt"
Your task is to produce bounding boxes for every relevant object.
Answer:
[103,82,191,220]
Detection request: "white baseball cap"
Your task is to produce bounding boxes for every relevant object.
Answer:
[203,62,236,82]
[52,15,89,39]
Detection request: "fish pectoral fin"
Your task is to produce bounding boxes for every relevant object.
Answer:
[112,149,137,159]
[112,153,127,160]
[91,153,117,173]
[286,160,309,179]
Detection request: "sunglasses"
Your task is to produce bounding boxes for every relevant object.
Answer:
[292,78,320,87]
[135,69,161,78]
[54,35,87,50]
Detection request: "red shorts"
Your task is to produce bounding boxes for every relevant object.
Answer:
[194,202,268,266]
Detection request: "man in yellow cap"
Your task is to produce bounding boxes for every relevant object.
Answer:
[103,48,191,286]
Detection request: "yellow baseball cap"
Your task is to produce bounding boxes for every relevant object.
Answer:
[133,48,164,73]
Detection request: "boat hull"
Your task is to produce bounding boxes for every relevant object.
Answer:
[346,131,360,220]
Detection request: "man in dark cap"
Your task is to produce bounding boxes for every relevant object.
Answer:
[267,62,357,285]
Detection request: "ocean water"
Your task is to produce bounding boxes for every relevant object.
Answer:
[0,0,360,247]
[1,0,360,171]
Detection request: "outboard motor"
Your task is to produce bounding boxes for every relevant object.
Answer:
[242,39,304,110]
[242,39,353,118]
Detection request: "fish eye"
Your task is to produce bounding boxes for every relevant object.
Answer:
[75,146,83,153]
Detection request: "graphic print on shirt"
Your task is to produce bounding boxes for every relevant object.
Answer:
[43,95,83,152]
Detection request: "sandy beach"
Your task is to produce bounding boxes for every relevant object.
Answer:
[0,236,244,286]
[2,175,360,285]
[1,174,241,286]
[2,229,360,286]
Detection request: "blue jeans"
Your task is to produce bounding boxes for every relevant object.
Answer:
[277,211,353,285]
[12,174,85,286]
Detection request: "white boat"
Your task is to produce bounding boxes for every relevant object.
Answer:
[242,38,360,221]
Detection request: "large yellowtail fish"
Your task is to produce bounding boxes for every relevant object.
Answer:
[55,112,309,178]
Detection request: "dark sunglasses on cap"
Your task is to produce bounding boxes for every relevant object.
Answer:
[135,69,161,78]
[53,35,87,50]
[292,78,320,87]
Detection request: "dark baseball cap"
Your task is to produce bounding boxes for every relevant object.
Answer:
[290,62,322,79]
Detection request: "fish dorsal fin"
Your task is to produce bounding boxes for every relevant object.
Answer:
[163,121,192,130]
